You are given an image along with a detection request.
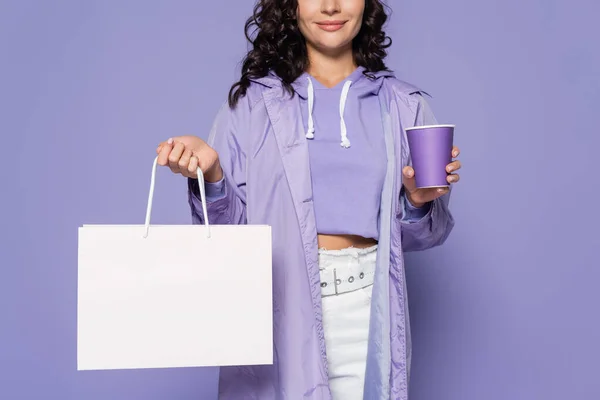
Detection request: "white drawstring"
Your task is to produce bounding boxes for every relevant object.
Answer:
[304,77,352,148]
[339,80,352,148]
[305,77,315,139]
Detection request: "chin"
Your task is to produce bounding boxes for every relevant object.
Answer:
[314,37,353,54]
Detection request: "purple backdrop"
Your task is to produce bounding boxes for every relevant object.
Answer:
[1,0,598,399]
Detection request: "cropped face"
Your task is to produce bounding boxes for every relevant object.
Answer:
[297,0,365,56]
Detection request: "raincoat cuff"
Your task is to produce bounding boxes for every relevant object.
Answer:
[188,176,227,203]
[401,192,432,223]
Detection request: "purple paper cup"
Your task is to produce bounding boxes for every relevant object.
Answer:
[405,124,455,189]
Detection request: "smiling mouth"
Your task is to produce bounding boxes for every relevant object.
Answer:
[315,20,347,32]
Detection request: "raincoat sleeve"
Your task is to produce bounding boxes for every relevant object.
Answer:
[400,93,455,252]
[187,100,248,225]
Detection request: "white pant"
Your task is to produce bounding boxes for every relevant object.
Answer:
[319,245,377,400]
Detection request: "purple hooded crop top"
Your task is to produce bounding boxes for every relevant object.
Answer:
[198,67,429,240]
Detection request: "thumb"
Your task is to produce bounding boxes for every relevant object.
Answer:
[170,135,189,145]
[171,135,203,147]
[402,166,417,193]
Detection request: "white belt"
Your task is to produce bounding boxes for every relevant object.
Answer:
[319,263,375,297]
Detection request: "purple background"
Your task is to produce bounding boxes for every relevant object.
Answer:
[1,0,598,399]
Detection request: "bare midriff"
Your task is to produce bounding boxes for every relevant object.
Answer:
[317,234,377,250]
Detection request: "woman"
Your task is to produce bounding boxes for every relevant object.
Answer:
[157,0,461,398]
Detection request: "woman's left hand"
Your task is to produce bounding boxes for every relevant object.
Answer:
[402,146,461,208]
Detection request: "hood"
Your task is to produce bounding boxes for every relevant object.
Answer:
[250,66,394,94]
[252,67,395,148]
[291,66,394,98]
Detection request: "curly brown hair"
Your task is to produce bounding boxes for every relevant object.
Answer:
[228,0,392,107]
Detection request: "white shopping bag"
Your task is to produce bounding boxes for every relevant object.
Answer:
[77,157,272,371]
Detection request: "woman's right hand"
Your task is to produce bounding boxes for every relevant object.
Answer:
[156,136,223,182]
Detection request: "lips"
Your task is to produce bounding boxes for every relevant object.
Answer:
[315,20,347,32]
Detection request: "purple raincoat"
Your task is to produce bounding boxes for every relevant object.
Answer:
[187,70,455,400]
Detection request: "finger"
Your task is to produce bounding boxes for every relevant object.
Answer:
[156,140,168,155]
[402,166,417,192]
[197,157,213,178]
[187,156,199,178]
[157,142,173,166]
[452,146,460,158]
[447,173,460,184]
[168,141,186,173]
[446,160,461,173]
[179,148,193,172]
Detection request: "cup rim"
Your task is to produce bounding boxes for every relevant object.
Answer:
[405,124,455,131]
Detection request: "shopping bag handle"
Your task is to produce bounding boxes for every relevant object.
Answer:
[144,156,211,239]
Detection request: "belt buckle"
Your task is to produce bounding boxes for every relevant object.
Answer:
[319,268,336,297]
